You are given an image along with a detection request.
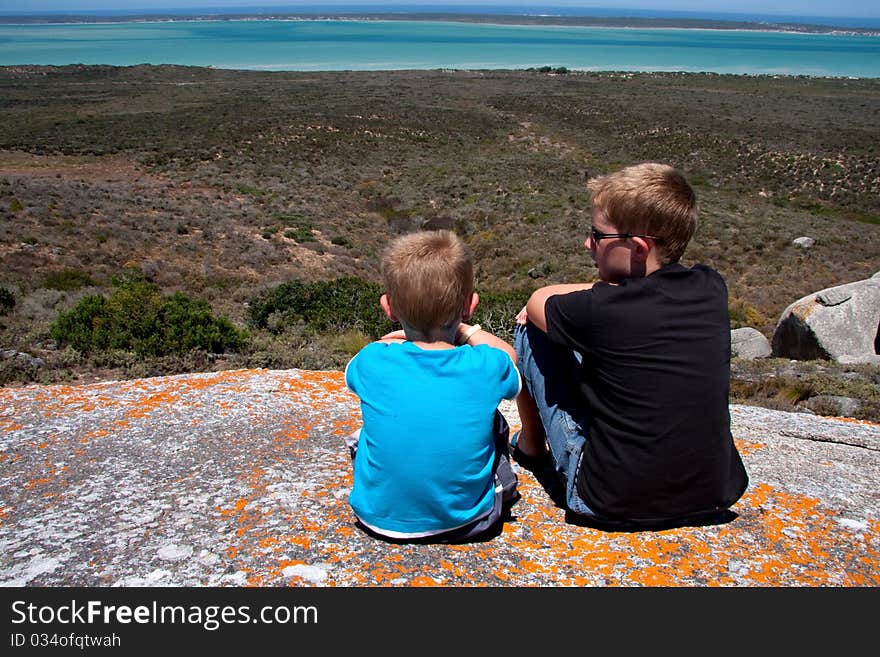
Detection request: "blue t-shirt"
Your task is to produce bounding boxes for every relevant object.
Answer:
[345,341,521,537]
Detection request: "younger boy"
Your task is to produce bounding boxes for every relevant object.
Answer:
[513,163,748,528]
[345,230,521,542]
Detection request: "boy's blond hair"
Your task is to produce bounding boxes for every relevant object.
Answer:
[381,230,473,334]
[588,163,697,263]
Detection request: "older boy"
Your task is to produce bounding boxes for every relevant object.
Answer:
[345,230,521,542]
[513,163,748,528]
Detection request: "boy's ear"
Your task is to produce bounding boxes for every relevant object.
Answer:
[380,294,398,322]
[631,236,652,263]
[462,291,479,320]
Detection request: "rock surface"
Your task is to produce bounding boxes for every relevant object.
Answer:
[1,368,878,587]
[792,236,815,249]
[731,327,772,359]
[772,275,880,363]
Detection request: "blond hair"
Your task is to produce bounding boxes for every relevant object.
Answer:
[381,230,473,334]
[588,163,697,263]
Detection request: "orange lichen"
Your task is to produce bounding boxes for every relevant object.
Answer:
[409,576,442,586]
[79,428,109,445]
[734,439,766,455]
[3,368,877,587]
[287,535,312,549]
[218,498,249,517]
[826,416,880,427]
[24,476,53,489]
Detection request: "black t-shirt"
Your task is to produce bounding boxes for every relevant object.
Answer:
[544,263,748,521]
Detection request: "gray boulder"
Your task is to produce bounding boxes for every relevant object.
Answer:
[792,236,815,249]
[0,349,44,368]
[800,395,862,418]
[731,327,772,359]
[772,274,880,363]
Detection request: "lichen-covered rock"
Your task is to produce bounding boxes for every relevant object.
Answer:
[772,276,880,363]
[1,369,878,587]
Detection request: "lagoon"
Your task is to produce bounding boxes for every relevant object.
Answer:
[1,19,879,77]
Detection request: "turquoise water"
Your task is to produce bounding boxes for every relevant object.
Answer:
[1,19,878,78]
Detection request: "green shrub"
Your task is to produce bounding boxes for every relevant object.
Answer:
[728,297,766,329]
[157,293,246,355]
[50,280,246,356]
[284,226,315,242]
[248,277,391,338]
[111,266,148,288]
[278,215,316,242]
[234,183,267,197]
[471,289,532,344]
[50,294,108,352]
[43,268,96,291]
[250,280,531,343]
[329,329,373,356]
[101,281,167,353]
[0,287,14,315]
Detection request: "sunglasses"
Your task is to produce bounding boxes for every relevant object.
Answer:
[590,227,662,243]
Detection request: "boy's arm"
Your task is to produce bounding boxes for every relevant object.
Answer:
[517,283,595,332]
[456,322,516,363]
[378,329,406,343]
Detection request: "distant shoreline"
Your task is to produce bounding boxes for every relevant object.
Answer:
[2,12,878,37]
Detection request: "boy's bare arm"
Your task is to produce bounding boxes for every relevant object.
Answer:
[517,283,595,332]
[456,322,517,363]
[379,329,407,343]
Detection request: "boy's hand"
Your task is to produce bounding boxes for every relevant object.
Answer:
[515,305,528,325]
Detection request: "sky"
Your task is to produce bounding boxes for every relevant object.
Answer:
[4,1,880,20]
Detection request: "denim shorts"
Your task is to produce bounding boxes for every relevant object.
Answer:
[514,323,598,518]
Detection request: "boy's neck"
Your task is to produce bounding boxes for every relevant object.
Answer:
[627,245,665,280]
[402,323,458,347]
[642,259,663,277]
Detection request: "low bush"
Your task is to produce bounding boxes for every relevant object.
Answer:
[50,280,247,356]
[248,277,391,338]
[49,294,107,353]
[43,268,96,292]
[241,327,350,371]
[284,227,315,242]
[0,287,14,315]
[471,289,533,344]
[249,278,533,344]
[728,297,766,329]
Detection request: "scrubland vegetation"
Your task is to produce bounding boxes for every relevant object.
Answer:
[0,65,878,418]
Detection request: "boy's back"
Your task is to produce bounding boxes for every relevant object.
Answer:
[346,341,519,537]
[545,262,747,521]
[344,229,521,541]
[514,163,748,527]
